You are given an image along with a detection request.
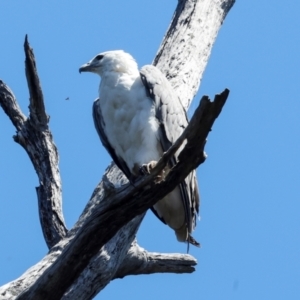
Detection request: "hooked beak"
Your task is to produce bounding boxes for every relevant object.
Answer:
[79,63,94,73]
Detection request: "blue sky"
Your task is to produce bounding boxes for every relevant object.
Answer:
[0,1,299,299]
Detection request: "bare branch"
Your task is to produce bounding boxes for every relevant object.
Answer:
[23,36,67,247]
[0,81,26,131]
[115,243,197,278]
[24,34,48,128]
[16,89,229,300]
[154,0,235,108]
[0,37,67,248]
[61,214,144,300]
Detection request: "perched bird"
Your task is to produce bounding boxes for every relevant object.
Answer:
[79,50,200,247]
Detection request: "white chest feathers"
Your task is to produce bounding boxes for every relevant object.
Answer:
[98,72,161,174]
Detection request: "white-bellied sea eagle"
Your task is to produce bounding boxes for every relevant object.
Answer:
[79,50,200,247]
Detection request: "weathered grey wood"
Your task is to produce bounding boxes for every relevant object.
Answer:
[15,90,228,300]
[0,81,26,130]
[0,89,228,299]
[0,221,195,300]
[0,44,67,249]
[24,35,48,129]
[154,0,235,109]
[115,242,197,278]
[0,0,235,299]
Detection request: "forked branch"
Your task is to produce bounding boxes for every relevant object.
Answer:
[0,37,67,248]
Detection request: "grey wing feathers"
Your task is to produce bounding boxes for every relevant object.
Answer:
[140,65,200,236]
[140,65,188,148]
[92,99,132,180]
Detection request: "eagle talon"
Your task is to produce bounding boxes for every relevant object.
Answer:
[139,165,149,176]
[140,161,157,175]
[140,161,165,183]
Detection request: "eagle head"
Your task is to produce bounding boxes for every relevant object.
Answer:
[79,50,138,76]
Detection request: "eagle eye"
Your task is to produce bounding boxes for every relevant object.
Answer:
[95,55,104,61]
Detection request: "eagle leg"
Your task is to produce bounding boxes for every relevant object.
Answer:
[139,161,165,183]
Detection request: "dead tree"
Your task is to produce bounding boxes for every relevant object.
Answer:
[0,0,235,299]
